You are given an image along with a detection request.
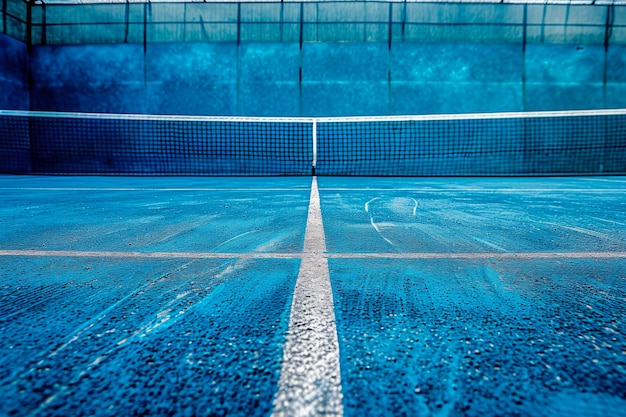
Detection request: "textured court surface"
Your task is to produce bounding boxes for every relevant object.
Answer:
[1,175,625,416]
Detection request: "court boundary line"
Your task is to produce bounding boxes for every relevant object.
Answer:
[1,250,626,260]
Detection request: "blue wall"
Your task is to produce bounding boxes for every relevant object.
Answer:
[390,43,524,115]
[606,45,626,109]
[27,41,626,117]
[525,44,605,111]
[302,43,388,116]
[0,33,28,110]
[29,44,146,114]
[0,33,30,173]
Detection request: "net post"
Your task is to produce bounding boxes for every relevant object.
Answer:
[312,119,317,176]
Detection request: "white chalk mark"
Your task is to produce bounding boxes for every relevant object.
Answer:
[557,225,612,240]
[272,177,343,417]
[365,197,418,216]
[472,236,508,253]
[370,218,395,247]
[589,216,626,226]
[364,197,380,213]
[369,217,380,233]
[365,197,419,248]
[210,230,259,251]
[540,221,617,241]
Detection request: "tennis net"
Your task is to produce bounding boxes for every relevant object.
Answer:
[1,109,625,176]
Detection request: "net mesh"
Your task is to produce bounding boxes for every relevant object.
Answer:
[316,113,626,175]
[0,110,625,176]
[0,112,313,175]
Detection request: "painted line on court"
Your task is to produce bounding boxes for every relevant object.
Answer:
[272,177,343,417]
[581,178,626,183]
[320,188,626,193]
[1,250,625,260]
[327,252,626,259]
[0,187,309,192]
[0,250,300,259]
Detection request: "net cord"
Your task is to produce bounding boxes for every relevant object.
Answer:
[2,108,626,123]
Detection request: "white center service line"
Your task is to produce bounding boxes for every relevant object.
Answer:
[272,177,343,417]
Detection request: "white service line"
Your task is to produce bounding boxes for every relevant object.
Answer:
[272,177,343,417]
[1,250,626,260]
[320,188,626,193]
[0,187,308,192]
[0,250,300,259]
[327,252,626,259]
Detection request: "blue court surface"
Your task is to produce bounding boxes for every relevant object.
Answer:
[1,175,625,416]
